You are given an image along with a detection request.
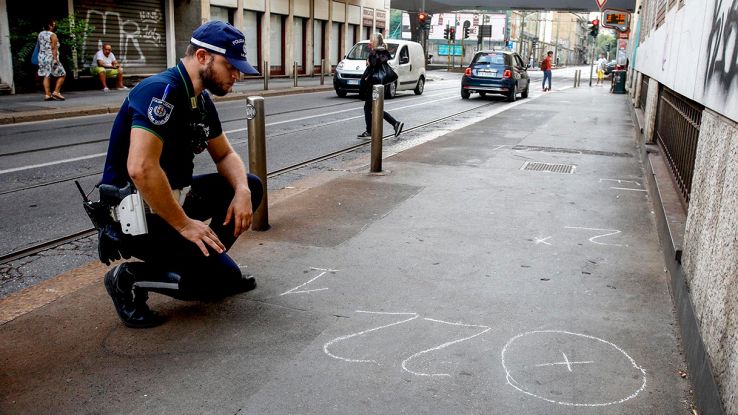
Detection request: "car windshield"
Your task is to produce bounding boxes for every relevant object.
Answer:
[473,53,506,65]
[346,43,399,60]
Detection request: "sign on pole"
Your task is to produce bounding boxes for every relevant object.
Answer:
[596,0,607,10]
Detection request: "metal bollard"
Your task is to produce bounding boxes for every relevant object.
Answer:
[246,96,270,231]
[320,59,325,85]
[293,62,298,87]
[573,70,578,88]
[370,85,385,173]
[263,61,269,90]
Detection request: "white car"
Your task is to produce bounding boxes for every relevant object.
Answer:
[334,39,426,98]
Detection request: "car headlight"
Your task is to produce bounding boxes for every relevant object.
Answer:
[337,61,344,70]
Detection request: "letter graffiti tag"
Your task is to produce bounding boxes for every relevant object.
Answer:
[83,7,165,67]
[704,0,738,97]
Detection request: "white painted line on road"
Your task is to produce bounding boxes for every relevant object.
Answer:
[224,93,459,135]
[1,92,458,175]
[0,152,106,175]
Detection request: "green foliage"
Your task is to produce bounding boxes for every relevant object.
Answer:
[596,32,617,58]
[9,18,40,92]
[55,14,95,75]
[389,9,403,39]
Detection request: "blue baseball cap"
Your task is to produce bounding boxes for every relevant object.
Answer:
[190,20,259,75]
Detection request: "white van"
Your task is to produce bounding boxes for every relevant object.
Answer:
[334,39,426,98]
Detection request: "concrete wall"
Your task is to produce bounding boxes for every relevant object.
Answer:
[633,0,738,122]
[681,110,738,415]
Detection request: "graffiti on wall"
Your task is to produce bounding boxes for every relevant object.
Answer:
[703,0,738,94]
[82,7,164,67]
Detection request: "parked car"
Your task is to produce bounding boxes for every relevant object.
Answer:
[605,60,617,75]
[461,50,530,101]
[334,39,426,99]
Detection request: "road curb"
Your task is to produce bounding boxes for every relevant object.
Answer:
[0,85,335,125]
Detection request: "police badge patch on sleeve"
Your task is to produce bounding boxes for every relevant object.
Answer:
[147,97,174,125]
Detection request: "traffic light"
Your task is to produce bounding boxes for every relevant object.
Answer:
[449,27,456,41]
[463,27,470,39]
[443,26,449,40]
[418,11,429,30]
[589,19,600,37]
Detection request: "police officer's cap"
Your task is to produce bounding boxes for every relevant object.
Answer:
[190,20,259,75]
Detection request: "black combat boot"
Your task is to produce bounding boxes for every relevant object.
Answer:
[104,263,166,328]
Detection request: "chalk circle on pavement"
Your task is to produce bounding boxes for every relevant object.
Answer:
[501,330,647,407]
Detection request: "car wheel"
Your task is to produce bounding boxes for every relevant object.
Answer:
[385,81,397,99]
[461,87,470,99]
[521,84,529,99]
[507,84,517,102]
[414,77,425,95]
[336,89,347,98]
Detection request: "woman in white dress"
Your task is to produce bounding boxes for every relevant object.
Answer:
[37,19,66,101]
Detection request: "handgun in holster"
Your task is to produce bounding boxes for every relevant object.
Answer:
[76,181,148,265]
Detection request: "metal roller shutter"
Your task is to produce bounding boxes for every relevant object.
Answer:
[75,0,167,75]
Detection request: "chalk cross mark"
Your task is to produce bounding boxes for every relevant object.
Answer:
[535,352,594,372]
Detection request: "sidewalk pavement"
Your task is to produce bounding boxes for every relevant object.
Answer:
[0,85,692,414]
[0,75,336,125]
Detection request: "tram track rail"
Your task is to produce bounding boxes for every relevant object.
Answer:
[0,97,495,266]
[0,86,461,159]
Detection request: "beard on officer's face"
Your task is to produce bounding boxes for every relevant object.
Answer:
[201,58,233,96]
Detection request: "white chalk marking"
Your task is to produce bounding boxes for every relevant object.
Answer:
[564,226,625,247]
[280,269,336,296]
[534,352,593,372]
[534,236,552,245]
[323,311,419,364]
[501,330,647,407]
[401,318,491,377]
[599,179,641,186]
[610,187,647,192]
[309,267,342,272]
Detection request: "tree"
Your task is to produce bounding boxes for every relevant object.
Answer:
[389,9,403,39]
[595,32,616,58]
[55,14,94,78]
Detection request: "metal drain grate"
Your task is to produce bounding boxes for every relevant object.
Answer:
[520,161,576,174]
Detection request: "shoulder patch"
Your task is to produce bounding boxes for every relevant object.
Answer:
[147,97,174,125]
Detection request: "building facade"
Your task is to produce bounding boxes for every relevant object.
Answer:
[0,0,390,93]
[628,0,738,413]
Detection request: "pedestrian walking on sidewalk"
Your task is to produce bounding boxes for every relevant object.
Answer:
[96,21,263,328]
[37,19,66,101]
[357,32,404,139]
[541,50,553,91]
[596,53,608,86]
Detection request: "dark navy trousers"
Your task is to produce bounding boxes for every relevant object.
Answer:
[123,173,263,300]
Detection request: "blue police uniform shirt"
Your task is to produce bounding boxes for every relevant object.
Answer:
[101,60,223,189]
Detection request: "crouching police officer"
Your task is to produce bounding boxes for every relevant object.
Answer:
[98,21,262,328]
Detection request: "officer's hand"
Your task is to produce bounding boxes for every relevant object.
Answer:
[178,218,225,256]
[224,188,253,237]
